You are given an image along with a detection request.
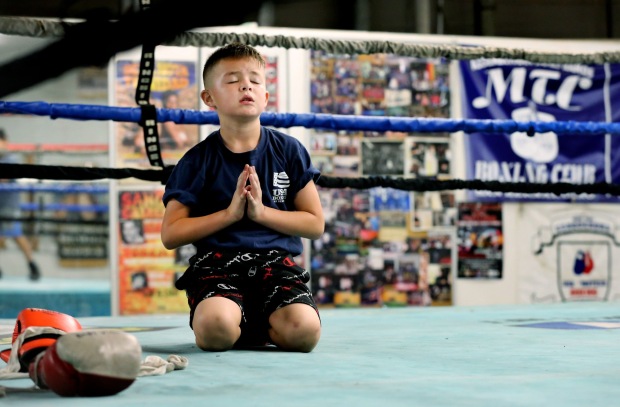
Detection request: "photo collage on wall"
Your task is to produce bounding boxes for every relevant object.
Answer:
[310,51,451,178]
[312,187,454,307]
[309,51,454,308]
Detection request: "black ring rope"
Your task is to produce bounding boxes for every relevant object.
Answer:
[0,16,618,65]
[1,162,620,196]
[0,162,172,183]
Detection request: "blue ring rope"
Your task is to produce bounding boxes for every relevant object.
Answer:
[1,101,619,135]
[0,184,109,194]
[19,203,109,212]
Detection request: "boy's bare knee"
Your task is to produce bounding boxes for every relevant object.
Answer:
[195,331,237,352]
[271,319,321,352]
[193,301,242,351]
[194,316,240,351]
[269,304,322,352]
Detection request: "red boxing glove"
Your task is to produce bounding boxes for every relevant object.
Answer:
[29,329,143,397]
[0,308,82,372]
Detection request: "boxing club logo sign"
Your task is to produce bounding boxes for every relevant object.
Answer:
[459,59,619,202]
[532,213,615,301]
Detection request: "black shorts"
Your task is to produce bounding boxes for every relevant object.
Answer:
[175,249,320,346]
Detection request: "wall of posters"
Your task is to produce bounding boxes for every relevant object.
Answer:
[311,186,453,307]
[309,50,451,179]
[117,188,193,315]
[308,51,454,307]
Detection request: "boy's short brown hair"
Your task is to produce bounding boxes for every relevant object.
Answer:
[202,42,265,86]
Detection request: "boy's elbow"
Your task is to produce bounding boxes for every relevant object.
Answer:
[161,238,172,251]
[160,232,176,250]
[309,223,325,240]
[309,232,324,241]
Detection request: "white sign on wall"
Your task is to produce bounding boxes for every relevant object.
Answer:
[517,204,620,303]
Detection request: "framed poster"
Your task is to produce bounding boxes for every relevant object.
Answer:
[456,202,503,279]
[113,46,200,172]
[117,187,193,315]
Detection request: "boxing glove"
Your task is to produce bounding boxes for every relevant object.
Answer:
[29,329,143,397]
[0,308,82,372]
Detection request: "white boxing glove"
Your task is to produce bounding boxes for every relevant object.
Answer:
[29,329,142,397]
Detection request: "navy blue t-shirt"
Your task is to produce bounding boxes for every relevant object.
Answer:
[163,127,320,256]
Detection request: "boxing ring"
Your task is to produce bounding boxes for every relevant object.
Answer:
[2,302,620,406]
[2,8,620,405]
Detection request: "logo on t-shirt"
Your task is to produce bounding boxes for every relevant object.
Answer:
[272,171,290,202]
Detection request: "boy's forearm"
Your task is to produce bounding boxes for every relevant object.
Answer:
[161,209,238,249]
[253,206,324,240]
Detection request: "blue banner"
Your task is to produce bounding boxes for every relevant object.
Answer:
[459,59,620,202]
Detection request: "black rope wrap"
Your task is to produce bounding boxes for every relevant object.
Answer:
[134,0,164,168]
[138,104,164,167]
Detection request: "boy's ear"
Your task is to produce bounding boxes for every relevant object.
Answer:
[201,90,215,108]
